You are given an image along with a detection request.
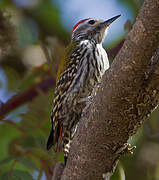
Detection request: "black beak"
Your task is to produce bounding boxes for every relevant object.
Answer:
[101,15,121,27]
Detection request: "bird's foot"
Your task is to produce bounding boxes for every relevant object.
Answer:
[91,82,101,97]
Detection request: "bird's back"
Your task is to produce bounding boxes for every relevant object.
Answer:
[47,39,109,162]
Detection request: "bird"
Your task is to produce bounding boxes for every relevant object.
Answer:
[47,15,121,165]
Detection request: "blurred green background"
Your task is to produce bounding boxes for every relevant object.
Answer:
[0,0,159,180]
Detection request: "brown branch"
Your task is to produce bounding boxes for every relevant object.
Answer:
[61,0,159,179]
[0,77,56,119]
[52,162,65,180]
[107,39,125,59]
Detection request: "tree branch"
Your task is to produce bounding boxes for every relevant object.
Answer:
[52,162,65,180]
[0,77,56,119]
[61,0,159,179]
[107,40,125,59]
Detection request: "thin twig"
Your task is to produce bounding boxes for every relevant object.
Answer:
[37,168,43,180]
[39,41,53,64]
[9,159,17,178]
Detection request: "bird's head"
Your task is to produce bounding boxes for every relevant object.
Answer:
[71,15,121,44]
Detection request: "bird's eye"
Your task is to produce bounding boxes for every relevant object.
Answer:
[88,20,95,25]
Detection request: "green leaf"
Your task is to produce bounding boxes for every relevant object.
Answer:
[18,157,38,171]
[31,0,69,44]
[20,92,51,132]
[18,64,54,91]
[3,66,21,91]
[111,162,123,180]
[0,170,34,180]
[0,157,14,166]
[0,124,20,161]
[57,152,64,163]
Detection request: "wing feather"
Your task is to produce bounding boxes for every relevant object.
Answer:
[47,41,81,150]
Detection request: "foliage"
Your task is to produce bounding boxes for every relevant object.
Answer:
[0,0,158,179]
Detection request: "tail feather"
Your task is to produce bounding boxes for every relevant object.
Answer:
[63,132,72,165]
[46,122,60,151]
[63,140,71,166]
[64,156,67,165]
[46,128,54,150]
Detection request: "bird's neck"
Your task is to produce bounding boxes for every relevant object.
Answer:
[72,34,102,45]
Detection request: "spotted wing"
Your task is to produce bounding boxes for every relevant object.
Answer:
[46,41,82,150]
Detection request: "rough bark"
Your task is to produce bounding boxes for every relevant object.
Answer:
[61,0,159,179]
[52,163,65,180]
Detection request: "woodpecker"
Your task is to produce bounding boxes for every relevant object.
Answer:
[47,15,120,165]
